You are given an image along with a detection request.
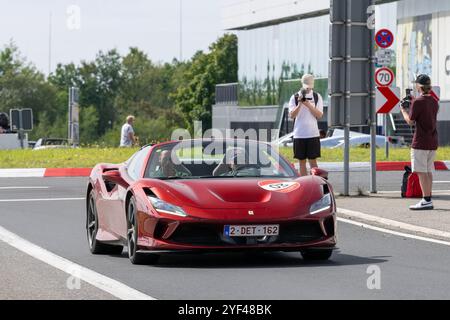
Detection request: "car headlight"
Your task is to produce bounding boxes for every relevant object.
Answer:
[148,196,187,217]
[309,193,332,215]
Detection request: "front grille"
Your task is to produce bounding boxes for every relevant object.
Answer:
[277,221,324,244]
[153,221,168,239]
[169,224,222,245]
[324,216,335,237]
[167,221,326,247]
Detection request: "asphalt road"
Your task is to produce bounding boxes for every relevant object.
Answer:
[0,176,450,299]
[328,170,450,194]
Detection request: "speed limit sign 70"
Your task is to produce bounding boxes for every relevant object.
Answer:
[375,67,394,87]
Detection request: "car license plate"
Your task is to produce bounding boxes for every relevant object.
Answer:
[224,225,279,237]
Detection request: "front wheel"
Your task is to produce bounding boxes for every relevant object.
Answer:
[87,190,123,255]
[301,249,333,261]
[127,196,159,265]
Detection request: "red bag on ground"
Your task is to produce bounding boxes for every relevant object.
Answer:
[401,166,423,198]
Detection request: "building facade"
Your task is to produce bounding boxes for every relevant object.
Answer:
[214,0,450,144]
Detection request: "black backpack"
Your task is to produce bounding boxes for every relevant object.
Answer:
[295,91,319,107]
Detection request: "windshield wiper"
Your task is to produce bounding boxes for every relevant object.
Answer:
[157,175,292,180]
[197,175,238,179]
[198,175,287,179]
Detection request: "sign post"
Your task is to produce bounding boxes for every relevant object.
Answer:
[376,86,400,160]
[68,87,80,147]
[329,0,375,196]
[369,1,377,194]
[9,108,33,149]
[376,66,395,159]
[372,26,394,191]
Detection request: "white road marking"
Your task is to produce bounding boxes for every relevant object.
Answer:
[0,198,84,202]
[338,208,450,240]
[434,181,450,184]
[376,190,450,194]
[338,217,450,247]
[0,225,156,300]
[0,187,50,190]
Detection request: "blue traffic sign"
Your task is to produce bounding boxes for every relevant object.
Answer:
[375,29,394,49]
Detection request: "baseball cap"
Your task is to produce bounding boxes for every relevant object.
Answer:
[302,74,315,89]
[414,74,431,86]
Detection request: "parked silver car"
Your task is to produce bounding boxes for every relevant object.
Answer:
[274,129,405,149]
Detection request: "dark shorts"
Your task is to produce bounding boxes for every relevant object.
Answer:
[293,137,321,161]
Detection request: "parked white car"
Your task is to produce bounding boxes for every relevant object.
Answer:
[274,129,404,149]
[33,138,70,150]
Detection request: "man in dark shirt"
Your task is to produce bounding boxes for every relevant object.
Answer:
[401,74,439,210]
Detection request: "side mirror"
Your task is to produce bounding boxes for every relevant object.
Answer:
[311,167,329,180]
[102,170,129,188]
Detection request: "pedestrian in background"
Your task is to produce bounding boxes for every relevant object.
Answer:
[0,112,11,134]
[400,74,439,210]
[120,115,136,147]
[289,74,324,176]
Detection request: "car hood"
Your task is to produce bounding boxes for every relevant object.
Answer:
[141,177,322,216]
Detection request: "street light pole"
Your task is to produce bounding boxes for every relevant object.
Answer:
[369,0,377,194]
[48,11,53,75]
[343,0,352,196]
[179,0,183,61]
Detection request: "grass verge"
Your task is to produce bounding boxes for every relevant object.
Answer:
[279,147,450,163]
[0,148,138,169]
[0,147,449,169]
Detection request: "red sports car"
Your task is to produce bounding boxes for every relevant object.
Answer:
[86,139,337,264]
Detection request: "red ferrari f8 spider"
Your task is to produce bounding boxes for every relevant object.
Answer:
[86,139,337,264]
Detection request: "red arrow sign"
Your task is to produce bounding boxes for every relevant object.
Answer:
[377,86,400,114]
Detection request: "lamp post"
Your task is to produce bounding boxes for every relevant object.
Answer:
[179,0,183,61]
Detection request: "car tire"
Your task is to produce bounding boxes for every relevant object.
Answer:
[301,249,333,261]
[87,190,123,255]
[127,196,159,265]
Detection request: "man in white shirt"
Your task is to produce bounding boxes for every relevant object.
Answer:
[288,74,324,176]
[120,115,136,147]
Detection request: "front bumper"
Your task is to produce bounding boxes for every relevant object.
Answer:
[137,212,337,252]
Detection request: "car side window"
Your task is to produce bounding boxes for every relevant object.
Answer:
[127,147,150,180]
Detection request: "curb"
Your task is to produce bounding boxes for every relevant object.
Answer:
[0,161,449,178]
[0,169,46,178]
[44,168,92,177]
[338,208,450,242]
[0,168,92,178]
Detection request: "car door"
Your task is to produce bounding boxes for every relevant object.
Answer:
[106,147,151,239]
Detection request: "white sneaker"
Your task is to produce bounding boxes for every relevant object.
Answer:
[410,199,434,211]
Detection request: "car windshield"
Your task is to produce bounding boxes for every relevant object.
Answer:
[144,140,297,179]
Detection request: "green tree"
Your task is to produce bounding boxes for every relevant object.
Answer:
[0,42,60,137]
[49,49,124,139]
[79,105,100,144]
[172,34,238,132]
[2,34,237,145]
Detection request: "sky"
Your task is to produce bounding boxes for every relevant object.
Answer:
[0,0,226,74]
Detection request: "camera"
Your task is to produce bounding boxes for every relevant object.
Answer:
[400,89,413,111]
[300,88,308,102]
